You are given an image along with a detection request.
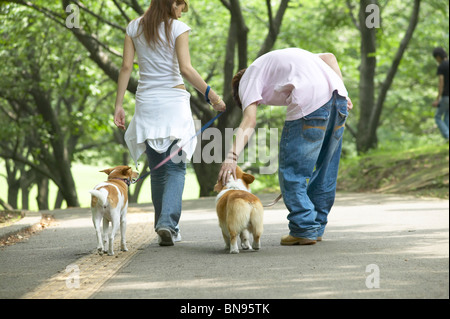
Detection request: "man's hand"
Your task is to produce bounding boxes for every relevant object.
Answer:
[218,158,237,186]
[347,97,353,111]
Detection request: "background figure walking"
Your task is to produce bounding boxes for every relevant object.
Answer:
[432,47,449,141]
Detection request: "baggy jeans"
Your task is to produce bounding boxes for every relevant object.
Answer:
[145,141,186,235]
[279,91,348,240]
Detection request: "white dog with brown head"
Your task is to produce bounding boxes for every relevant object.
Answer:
[214,166,264,254]
[89,166,138,256]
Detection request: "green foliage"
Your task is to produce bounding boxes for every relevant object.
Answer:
[0,2,118,161]
[0,0,449,206]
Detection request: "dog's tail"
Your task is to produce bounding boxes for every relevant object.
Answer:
[89,188,109,209]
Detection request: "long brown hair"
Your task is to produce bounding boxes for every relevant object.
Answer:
[138,0,189,47]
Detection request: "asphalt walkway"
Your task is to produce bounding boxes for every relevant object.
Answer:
[0,193,448,301]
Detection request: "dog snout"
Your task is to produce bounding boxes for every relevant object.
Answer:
[131,171,139,179]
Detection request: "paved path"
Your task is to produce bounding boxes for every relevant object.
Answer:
[0,193,448,302]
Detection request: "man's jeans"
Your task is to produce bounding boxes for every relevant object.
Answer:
[145,141,186,235]
[435,96,449,140]
[279,91,348,240]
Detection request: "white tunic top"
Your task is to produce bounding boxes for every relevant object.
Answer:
[124,18,197,167]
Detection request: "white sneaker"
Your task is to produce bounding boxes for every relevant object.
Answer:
[173,232,182,243]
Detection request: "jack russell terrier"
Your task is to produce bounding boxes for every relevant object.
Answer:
[89,166,138,256]
[214,166,264,254]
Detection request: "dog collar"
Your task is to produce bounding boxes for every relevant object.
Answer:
[111,178,131,186]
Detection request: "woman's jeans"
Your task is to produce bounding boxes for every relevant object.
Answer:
[145,141,186,235]
[279,91,348,240]
[435,96,449,140]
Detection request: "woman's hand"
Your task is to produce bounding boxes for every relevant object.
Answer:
[218,158,237,186]
[212,99,226,112]
[114,106,126,130]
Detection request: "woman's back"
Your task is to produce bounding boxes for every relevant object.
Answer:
[126,17,191,91]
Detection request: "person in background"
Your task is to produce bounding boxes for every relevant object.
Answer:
[114,0,226,246]
[432,47,449,142]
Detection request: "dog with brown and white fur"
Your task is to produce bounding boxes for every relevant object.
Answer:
[214,166,264,254]
[89,166,138,256]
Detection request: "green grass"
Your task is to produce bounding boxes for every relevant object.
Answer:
[338,143,449,199]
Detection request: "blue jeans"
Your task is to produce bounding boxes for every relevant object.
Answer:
[435,96,449,140]
[145,141,186,235]
[279,91,348,240]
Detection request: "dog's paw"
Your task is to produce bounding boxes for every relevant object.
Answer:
[229,248,239,254]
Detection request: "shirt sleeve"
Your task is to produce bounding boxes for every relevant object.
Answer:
[126,19,138,37]
[172,20,191,39]
[437,63,445,76]
[239,76,263,112]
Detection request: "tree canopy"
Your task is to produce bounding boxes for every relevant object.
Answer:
[0,0,448,210]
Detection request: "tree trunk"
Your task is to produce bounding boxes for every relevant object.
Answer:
[369,0,421,144]
[0,198,15,211]
[36,174,49,211]
[30,86,80,207]
[7,181,19,210]
[357,0,378,153]
[20,167,36,211]
[357,0,421,153]
[257,0,290,58]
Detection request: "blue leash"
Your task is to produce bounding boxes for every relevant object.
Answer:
[132,111,224,184]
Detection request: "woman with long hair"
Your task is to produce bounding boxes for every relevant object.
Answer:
[114,0,226,246]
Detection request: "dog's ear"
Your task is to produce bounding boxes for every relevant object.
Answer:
[213,182,223,192]
[242,172,255,185]
[100,168,114,175]
[121,166,132,176]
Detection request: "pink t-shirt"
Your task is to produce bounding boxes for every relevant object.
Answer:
[239,48,348,121]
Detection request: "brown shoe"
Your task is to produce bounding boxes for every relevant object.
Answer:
[280,234,317,246]
[317,237,322,242]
